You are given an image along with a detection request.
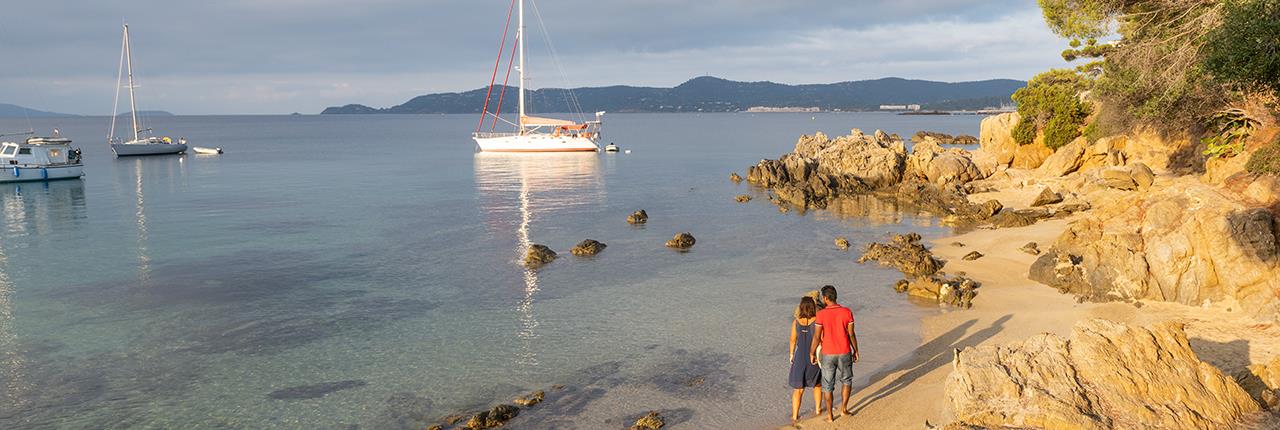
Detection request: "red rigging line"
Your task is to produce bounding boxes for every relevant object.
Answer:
[477,0,519,133]
[490,32,519,132]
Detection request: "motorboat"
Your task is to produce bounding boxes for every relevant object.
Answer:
[604,143,619,152]
[0,134,84,183]
[471,0,603,152]
[108,24,188,157]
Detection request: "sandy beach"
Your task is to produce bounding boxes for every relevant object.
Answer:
[788,212,1280,429]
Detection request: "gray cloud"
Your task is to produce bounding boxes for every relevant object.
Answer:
[0,0,1067,114]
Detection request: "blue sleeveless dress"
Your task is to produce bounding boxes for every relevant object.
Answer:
[789,320,821,388]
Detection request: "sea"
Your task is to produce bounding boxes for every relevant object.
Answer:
[0,112,982,429]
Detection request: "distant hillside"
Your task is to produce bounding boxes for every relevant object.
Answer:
[322,76,1025,114]
[0,103,78,118]
[117,110,175,117]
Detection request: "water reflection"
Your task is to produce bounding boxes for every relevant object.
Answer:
[0,181,88,237]
[0,225,30,416]
[474,153,603,369]
[133,160,151,285]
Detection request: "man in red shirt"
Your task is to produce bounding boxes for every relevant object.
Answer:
[809,285,858,422]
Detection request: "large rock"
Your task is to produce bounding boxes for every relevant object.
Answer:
[524,244,557,268]
[1037,137,1087,177]
[627,209,648,224]
[902,274,978,308]
[465,404,520,429]
[1039,177,1280,318]
[790,129,908,190]
[570,239,606,256]
[665,232,696,249]
[1012,139,1054,169]
[630,411,665,430]
[1030,187,1064,206]
[1100,167,1137,190]
[857,233,943,278]
[945,319,1261,430]
[979,112,1020,166]
[905,140,984,187]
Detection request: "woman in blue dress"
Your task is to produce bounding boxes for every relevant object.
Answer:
[789,296,822,423]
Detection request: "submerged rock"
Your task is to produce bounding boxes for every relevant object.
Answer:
[630,411,665,430]
[627,210,648,224]
[665,232,696,249]
[857,233,943,278]
[513,390,545,407]
[729,172,742,183]
[465,404,520,429]
[570,239,606,256]
[524,244,557,268]
[734,194,752,203]
[945,319,1260,429]
[835,236,850,250]
[267,380,367,400]
[962,251,983,261]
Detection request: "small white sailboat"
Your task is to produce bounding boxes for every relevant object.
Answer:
[472,0,603,152]
[108,24,187,157]
[0,131,84,183]
[192,146,223,155]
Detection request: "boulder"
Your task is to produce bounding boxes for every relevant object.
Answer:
[857,233,943,278]
[979,112,1020,166]
[627,210,648,224]
[962,251,983,261]
[906,140,983,187]
[570,239,606,256]
[903,274,979,308]
[524,245,557,268]
[729,172,742,183]
[665,232,696,249]
[465,404,520,429]
[989,209,1037,228]
[630,411,665,430]
[976,200,1003,219]
[1100,167,1137,190]
[1037,137,1087,177]
[1130,162,1155,188]
[945,319,1260,430]
[1019,242,1041,255]
[789,129,908,190]
[1030,188,1064,207]
[1012,140,1054,170]
[834,236,850,250]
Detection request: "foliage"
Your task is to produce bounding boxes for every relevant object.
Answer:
[1038,0,1122,38]
[1202,108,1260,158]
[1082,120,1103,143]
[1245,135,1280,175]
[1011,69,1093,149]
[1203,0,1280,95]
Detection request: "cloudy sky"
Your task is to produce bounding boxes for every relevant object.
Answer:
[0,0,1069,115]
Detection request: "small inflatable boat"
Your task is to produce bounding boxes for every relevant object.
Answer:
[192,146,223,155]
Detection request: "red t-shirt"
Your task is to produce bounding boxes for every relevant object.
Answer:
[814,303,855,355]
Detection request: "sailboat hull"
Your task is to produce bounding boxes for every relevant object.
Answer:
[473,134,598,152]
[111,143,188,156]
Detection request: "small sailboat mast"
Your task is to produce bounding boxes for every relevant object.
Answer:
[517,0,526,133]
[124,24,141,142]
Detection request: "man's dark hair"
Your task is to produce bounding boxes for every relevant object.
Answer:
[820,285,837,303]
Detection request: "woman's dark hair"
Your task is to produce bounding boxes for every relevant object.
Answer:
[797,296,817,319]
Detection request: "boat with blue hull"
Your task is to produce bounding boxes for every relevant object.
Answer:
[0,135,84,183]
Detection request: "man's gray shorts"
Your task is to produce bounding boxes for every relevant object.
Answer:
[819,353,853,392]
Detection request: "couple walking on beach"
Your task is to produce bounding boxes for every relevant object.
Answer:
[788,285,859,424]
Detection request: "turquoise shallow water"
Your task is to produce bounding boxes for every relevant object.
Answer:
[0,113,979,429]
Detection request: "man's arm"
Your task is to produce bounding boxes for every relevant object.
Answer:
[848,322,859,363]
[810,324,824,364]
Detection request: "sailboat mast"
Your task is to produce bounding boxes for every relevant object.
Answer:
[124,24,140,142]
[517,0,526,132]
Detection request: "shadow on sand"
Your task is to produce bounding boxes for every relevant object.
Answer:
[847,314,1012,415]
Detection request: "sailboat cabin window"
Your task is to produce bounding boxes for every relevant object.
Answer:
[17,148,31,155]
[0,146,14,156]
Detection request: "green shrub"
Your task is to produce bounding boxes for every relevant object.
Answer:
[1082,120,1102,143]
[1245,137,1280,175]
[1204,0,1280,95]
[1044,115,1082,149]
[1202,108,1260,158]
[1013,118,1038,145]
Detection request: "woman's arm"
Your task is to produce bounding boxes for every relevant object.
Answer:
[789,320,797,364]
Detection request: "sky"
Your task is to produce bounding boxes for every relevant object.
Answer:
[0,0,1071,115]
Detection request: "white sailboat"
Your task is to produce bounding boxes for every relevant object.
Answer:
[472,0,603,152]
[108,24,188,157]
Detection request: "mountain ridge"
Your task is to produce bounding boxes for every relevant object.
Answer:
[322,76,1024,115]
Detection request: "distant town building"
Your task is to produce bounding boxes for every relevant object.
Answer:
[879,105,907,111]
[745,106,821,113]
[907,104,922,111]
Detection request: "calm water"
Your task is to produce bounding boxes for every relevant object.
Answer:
[0,113,980,429]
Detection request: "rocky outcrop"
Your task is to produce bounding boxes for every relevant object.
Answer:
[1037,137,1088,177]
[665,232,696,249]
[905,140,983,188]
[857,233,942,278]
[913,131,978,146]
[570,239,606,256]
[979,112,1021,166]
[524,245,557,268]
[904,274,979,308]
[1030,188,1063,206]
[513,390,545,407]
[627,210,648,224]
[945,319,1261,430]
[464,404,520,429]
[1031,177,1280,319]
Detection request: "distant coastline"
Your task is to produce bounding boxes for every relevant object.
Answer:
[320,76,1024,115]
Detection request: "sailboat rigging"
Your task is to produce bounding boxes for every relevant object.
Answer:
[108,24,188,157]
[472,0,603,152]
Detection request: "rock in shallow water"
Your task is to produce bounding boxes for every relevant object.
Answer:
[570,239,606,256]
[835,236,850,250]
[729,172,742,183]
[513,390,545,407]
[630,411,665,430]
[734,194,752,203]
[524,244,557,268]
[465,404,520,429]
[627,209,648,224]
[945,319,1260,430]
[857,233,942,278]
[665,232,696,249]
[267,380,367,400]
